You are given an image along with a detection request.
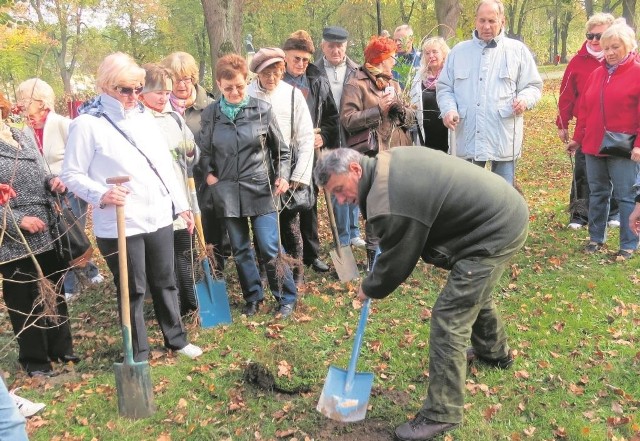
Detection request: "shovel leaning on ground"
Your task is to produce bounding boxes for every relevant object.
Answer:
[107,176,155,419]
[323,188,360,282]
[317,297,374,422]
[187,178,232,328]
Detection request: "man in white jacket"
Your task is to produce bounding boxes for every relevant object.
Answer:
[437,0,542,186]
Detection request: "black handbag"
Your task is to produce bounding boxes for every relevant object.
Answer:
[281,88,315,212]
[598,89,636,158]
[52,196,93,268]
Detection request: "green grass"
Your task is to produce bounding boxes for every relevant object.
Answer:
[1,80,639,440]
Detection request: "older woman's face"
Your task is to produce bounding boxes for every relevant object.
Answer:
[380,53,396,76]
[602,37,628,66]
[257,65,282,92]
[423,45,445,72]
[586,24,609,52]
[173,75,194,100]
[217,73,247,104]
[141,90,171,113]
[107,82,143,110]
[18,98,49,129]
[285,50,311,77]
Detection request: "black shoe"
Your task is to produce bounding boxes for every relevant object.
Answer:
[28,369,55,378]
[56,354,81,364]
[307,258,329,272]
[243,301,263,316]
[584,242,603,254]
[467,347,514,370]
[275,303,295,319]
[395,414,459,441]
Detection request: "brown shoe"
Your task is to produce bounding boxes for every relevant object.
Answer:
[395,414,459,441]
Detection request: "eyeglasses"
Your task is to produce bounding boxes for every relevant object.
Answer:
[291,56,311,65]
[586,32,602,41]
[258,71,281,79]
[222,84,246,94]
[115,85,143,96]
[177,77,193,85]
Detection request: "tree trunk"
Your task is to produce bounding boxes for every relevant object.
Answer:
[622,0,636,29]
[435,0,461,39]
[584,0,593,17]
[201,0,245,93]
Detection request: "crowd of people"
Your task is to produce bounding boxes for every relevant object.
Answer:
[1,0,639,439]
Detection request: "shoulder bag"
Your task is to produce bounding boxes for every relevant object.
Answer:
[599,89,636,158]
[52,195,93,268]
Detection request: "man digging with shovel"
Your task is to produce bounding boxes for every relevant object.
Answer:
[315,147,529,441]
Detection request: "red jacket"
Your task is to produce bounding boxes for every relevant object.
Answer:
[573,54,640,156]
[556,41,601,130]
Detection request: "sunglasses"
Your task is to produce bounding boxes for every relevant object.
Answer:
[586,32,602,41]
[292,56,311,65]
[115,85,143,96]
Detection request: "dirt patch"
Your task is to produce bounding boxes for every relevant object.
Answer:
[311,418,394,441]
[373,387,413,408]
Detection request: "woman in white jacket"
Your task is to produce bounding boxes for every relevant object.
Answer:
[247,47,315,285]
[17,78,104,298]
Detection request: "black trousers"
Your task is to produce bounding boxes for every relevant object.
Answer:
[173,228,197,315]
[0,249,74,373]
[97,225,187,362]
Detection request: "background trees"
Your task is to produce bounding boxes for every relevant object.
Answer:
[1,0,638,103]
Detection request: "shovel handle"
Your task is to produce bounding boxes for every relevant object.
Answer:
[344,297,371,392]
[115,204,134,365]
[323,188,343,258]
[186,178,206,250]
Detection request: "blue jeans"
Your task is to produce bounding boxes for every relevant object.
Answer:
[468,160,517,186]
[585,154,640,251]
[332,195,361,246]
[63,193,100,293]
[224,213,296,305]
[0,379,28,441]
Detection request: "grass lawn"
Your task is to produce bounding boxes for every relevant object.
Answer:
[1,78,639,440]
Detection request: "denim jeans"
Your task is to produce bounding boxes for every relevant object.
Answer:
[0,376,28,441]
[63,192,101,293]
[332,195,361,246]
[468,160,517,186]
[224,212,296,305]
[585,154,640,251]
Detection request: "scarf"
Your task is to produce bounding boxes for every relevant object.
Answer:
[423,73,439,91]
[363,63,392,90]
[606,53,632,74]
[586,44,604,61]
[219,95,250,121]
[169,93,187,115]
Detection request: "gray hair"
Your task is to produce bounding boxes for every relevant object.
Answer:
[585,12,615,33]
[601,18,637,54]
[476,0,504,16]
[17,78,56,111]
[394,24,413,37]
[314,148,363,187]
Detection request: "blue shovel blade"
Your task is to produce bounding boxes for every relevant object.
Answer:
[316,365,374,422]
[196,276,232,328]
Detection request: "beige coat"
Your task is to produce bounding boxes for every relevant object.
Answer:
[23,111,71,175]
[340,68,414,152]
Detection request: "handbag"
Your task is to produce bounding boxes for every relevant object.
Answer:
[346,128,378,154]
[52,196,93,268]
[598,89,636,158]
[281,88,315,212]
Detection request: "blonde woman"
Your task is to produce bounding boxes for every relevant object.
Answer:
[409,37,450,152]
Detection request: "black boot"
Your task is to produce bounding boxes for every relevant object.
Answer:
[366,249,377,273]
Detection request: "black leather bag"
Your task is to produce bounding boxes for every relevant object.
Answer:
[52,197,93,268]
[599,131,636,158]
[346,128,378,154]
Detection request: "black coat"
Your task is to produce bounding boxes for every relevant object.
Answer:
[198,97,291,218]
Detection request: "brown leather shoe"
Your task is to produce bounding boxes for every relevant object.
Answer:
[395,414,459,440]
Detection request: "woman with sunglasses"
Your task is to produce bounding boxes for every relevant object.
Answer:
[557,12,618,230]
[199,54,298,319]
[61,52,202,362]
[567,19,640,261]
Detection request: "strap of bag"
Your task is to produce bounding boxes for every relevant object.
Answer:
[600,82,608,132]
[101,113,173,198]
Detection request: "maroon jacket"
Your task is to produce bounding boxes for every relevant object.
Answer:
[572,54,640,156]
[556,41,601,130]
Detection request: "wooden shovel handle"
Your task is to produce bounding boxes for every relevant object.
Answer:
[115,205,131,330]
[186,178,207,250]
[323,188,343,258]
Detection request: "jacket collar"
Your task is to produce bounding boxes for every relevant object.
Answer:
[358,155,377,219]
[78,94,145,119]
[472,29,505,48]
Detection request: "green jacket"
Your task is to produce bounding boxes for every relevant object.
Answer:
[359,146,529,299]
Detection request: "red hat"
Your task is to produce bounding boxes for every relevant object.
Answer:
[363,36,396,64]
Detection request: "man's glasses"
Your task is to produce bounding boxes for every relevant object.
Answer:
[292,56,311,65]
[115,85,143,96]
[586,32,602,41]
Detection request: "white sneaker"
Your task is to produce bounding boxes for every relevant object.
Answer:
[9,389,46,418]
[567,222,583,230]
[350,236,366,248]
[65,292,77,302]
[607,219,620,228]
[89,274,105,284]
[176,343,203,359]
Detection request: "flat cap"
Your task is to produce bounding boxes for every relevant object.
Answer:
[249,47,286,73]
[322,26,348,43]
